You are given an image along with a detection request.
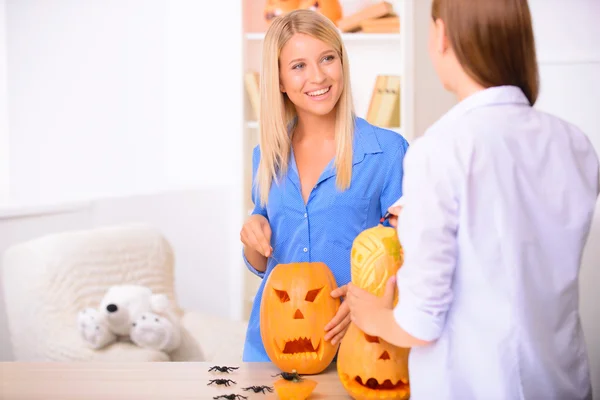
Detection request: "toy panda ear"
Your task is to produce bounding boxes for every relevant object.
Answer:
[150,293,169,313]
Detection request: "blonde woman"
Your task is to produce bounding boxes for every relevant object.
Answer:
[239,9,409,362]
[347,0,598,398]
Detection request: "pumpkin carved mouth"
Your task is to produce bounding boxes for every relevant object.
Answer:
[339,373,409,398]
[274,336,324,360]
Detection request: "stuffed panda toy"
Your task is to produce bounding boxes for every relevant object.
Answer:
[77,285,181,353]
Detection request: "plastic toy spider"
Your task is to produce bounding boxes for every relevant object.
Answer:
[242,385,274,394]
[208,365,239,373]
[212,395,247,400]
[207,378,236,387]
[272,370,303,382]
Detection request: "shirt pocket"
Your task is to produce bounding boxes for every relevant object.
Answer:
[327,196,371,249]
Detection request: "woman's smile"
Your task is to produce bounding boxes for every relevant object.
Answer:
[306,85,332,100]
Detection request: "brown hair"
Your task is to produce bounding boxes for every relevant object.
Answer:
[432,0,539,105]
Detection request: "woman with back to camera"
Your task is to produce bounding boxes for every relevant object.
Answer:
[239,9,409,362]
[346,0,599,399]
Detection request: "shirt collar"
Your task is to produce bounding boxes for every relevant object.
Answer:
[352,116,383,165]
[288,116,382,186]
[429,85,531,131]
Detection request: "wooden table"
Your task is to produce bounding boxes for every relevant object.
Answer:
[0,361,351,399]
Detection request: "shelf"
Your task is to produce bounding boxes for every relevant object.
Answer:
[245,32,400,42]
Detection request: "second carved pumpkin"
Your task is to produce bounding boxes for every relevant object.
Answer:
[260,262,341,374]
[337,224,411,400]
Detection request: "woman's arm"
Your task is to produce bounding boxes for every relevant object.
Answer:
[241,146,272,278]
[393,136,460,343]
[242,215,270,273]
[243,247,267,273]
[347,278,432,347]
[379,137,409,224]
[349,135,460,346]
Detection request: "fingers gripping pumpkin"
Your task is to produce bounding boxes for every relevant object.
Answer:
[337,225,411,400]
[260,262,341,374]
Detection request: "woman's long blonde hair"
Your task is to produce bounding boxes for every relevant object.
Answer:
[256,9,355,206]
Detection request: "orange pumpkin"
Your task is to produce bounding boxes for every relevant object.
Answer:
[260,262,341,374]
[337,224,411,400]
[264,0,343,25]
[273,371,318,400]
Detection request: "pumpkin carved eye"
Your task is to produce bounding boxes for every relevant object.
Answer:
[364,334,380,343]
[305,287,323,302]
[274,289,290,302]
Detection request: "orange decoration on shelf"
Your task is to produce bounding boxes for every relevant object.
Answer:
[260,262,341,374]
[298,0,343,25]
[337,224,411,400]
[264,0,300,22]
[264,0,343,25]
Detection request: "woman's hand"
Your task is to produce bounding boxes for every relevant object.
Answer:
[241,215,273,273]
[240,214,272,257]
[324,285,351,345]
[386,205,403,228]
[346,276,396,338]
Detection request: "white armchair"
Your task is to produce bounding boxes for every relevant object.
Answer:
[1,224,247,362]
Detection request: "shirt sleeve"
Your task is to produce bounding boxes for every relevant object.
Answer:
[393,137,460,342]
[242,146,268,279]
[380,138,409,227]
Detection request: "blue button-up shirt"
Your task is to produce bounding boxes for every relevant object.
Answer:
[242,117,409,362]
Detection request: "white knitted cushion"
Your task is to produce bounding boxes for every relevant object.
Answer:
[2,224,181,361]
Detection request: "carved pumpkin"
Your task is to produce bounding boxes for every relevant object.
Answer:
[260,262,341,374]
[264,0,343,25]
[337,224,411,400]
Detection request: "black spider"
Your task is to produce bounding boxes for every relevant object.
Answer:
[213,395,247,400]
[242,385,274,394]
[207,379,236,387]
[208,365,239,373]
[272,370,303,382]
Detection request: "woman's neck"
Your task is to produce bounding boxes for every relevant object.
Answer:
[453,70,486,102]
[294,111,337,142]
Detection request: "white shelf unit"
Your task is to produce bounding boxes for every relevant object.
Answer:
[245,32,402,41]
[239,0,455,320]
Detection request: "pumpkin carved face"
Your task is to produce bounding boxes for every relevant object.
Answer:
[260,262,341,374]
[337,225,411,400]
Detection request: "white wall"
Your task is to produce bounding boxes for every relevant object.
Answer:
[0,0,8,204]
[529,0,600,393]
[3,0,245,316]
[5,0,244,204]
[404,0,457,140]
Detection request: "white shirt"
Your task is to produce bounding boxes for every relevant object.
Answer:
[394,86,599,400]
